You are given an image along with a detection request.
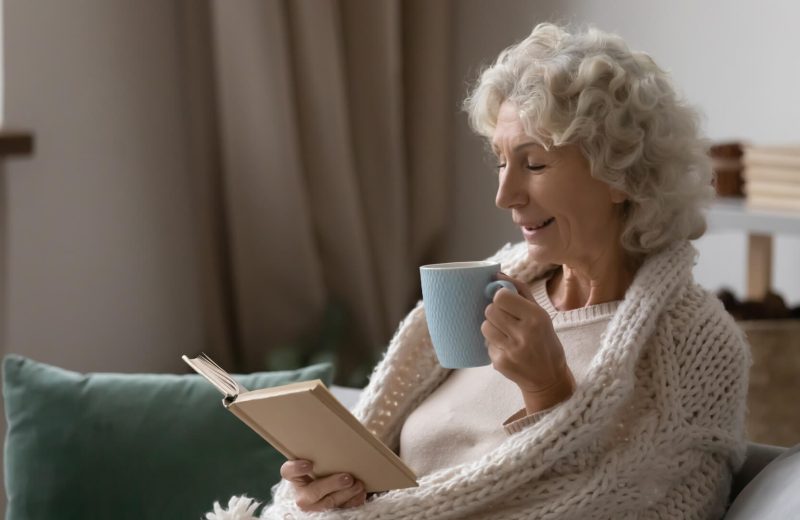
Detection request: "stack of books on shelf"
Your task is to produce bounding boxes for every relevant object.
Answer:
[710,142,744,197]
[742,145,800,212]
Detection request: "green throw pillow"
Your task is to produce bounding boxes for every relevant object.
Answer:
[2,354,334,520]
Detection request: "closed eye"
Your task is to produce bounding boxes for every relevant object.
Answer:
[494,163,547,173]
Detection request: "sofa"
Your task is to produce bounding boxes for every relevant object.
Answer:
[2,355,798,519]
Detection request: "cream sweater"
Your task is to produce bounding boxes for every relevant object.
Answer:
[208,240,750,520]
[399,275,620,477]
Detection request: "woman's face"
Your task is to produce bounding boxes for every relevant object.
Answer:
[492,101,626,268]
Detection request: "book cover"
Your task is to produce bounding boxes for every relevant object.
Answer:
[182,353,418,493]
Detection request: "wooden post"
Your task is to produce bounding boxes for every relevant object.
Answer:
[746,233,773,300]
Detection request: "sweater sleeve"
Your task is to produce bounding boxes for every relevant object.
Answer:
[503,404,558,435]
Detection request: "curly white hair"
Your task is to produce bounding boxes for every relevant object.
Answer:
[464,23,714,256]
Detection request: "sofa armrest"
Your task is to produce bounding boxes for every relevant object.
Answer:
[731,442,788,501]
[329,385,363,411]
[725,443,799,519]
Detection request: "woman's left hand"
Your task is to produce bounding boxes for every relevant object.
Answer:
[481,272,575,412]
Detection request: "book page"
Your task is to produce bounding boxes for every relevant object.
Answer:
[182,353,241,398]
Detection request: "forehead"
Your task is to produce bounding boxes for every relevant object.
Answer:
[490,101,541,151]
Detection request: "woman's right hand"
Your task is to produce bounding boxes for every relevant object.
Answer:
[280,459,367,512]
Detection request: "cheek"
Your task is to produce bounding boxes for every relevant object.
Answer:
[534,168,618,235]
[551,192,618,242]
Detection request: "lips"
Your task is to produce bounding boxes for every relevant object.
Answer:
[522,217,555,231]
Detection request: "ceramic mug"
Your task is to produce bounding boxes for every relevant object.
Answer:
[420,261,517,368]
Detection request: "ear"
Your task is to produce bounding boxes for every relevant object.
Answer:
[609,187,628,204]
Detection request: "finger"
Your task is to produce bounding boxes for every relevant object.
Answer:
[340,485,368,509]
[299,480,364,513]
[296,473,355,511]
[485,302,520,333]
[494,274,546,320]
[280,460,314,485]
[485,340,506,367]
[481,318,507,347]
[496,272,534,301]
[325,479,364,509]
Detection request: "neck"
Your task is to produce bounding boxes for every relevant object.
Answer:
[548,247,638,311]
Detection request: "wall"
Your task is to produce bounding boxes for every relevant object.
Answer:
[447,0,800,304]
[0,0,4,126]
[3,0,203,374]
[1,0,206,506]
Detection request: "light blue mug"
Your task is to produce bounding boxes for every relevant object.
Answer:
[420,261,518,368]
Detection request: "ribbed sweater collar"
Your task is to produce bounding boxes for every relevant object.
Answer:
[531,274,621,328]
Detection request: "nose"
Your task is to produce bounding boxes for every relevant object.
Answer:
[495,168,527,210]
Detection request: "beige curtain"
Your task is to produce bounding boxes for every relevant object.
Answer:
[176,0,452,380]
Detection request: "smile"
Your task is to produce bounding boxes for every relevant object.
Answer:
[523,217,555,231]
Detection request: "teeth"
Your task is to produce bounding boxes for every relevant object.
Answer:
[527,217,554,230]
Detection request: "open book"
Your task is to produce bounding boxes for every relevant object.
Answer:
[182,353,418,493]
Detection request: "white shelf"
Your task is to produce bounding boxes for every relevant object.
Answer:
[705,198,800,299]
[707,198,800,236]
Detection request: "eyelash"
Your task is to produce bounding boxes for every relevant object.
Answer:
[495,163,546,172]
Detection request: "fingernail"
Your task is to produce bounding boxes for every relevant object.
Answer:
[298,461,312,471]
[340,474,351,485]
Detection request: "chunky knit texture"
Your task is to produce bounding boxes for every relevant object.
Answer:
[207,240,750,520]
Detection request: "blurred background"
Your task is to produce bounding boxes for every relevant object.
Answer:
[1,0,799,508]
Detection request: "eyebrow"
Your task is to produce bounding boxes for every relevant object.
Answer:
[490,141,541,156]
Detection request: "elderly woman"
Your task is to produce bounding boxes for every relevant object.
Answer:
[211,23,749,520]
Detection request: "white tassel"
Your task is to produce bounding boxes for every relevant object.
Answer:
[205,495,262,520]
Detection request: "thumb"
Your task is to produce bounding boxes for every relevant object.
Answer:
[495,272,535,302]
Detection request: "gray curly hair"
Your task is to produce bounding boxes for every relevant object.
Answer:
[463,23,714,257]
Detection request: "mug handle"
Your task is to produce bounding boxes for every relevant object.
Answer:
[484,280,518,300]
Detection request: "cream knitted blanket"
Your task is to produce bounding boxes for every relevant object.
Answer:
[208,240,750,520]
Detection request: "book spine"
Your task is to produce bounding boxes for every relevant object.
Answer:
[743,152,800,170]
[745,181,800,197]
[743,166,800,184]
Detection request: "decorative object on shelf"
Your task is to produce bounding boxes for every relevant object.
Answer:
[717,288,800,446]
[717,288,800,320]
[710,141,745,197]
[742,144,800,212]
